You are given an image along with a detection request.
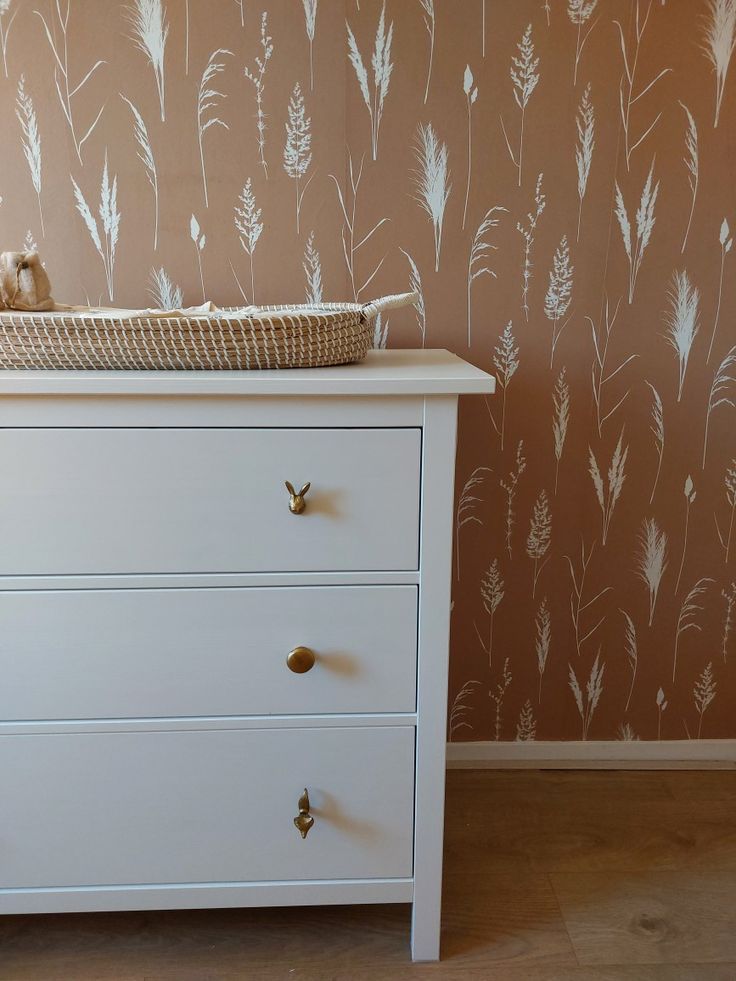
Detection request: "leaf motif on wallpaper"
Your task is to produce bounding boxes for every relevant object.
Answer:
[70,151,120,303]
[462,65,478,230]
[346,1,394,161]
[645,381,665,505]
[672,577,713,683]
[330,153,390,302]
[120,96,159,251]
[302,0,318,91]
[399,249,426,345]
[467,205,506,346]
[234,178,263,304]
[0,0,18,79]
[491,321,519,452]
[244,12,274,179]
[35,0,105,166]
[704,0,736,127]
[490,658,512,741]
[568,650,604,740]
[125,0,169,123]
[715,461,736,564]
[588,297,636,440]
[613,1,671,171]
[527,489,551,598]
[552,366,570,495]
[620,610,638,712]
[664,270,700,403]
[637,517,667,627]
[656,686,668,740]
[545,234,574,368]
[478,558,504,669]
[419,0,435,104]
[149,266,183,309]
[567,0,598,87]
[707,219,733,364]
[565,539,611,658]
[588,428,628,546]
[455,465,492,581]
[675,475,697,594]
[500,441,527,560]
[575,82,595,242]
[234,0,245,28]
[693,662,717,738]
[190,213,207,302]
[678,102,698,254]
[500,23,539,187]
[703,344,736,469]
[16,75,44,238]
[614,158,659,304]
[448,680,482,741]
[535,596,551,703]
[283,82,314,236]
[722,583,736,661]
[413,122,451,274]
[517,173,546,322]
[303,231,323,305]
[516,700,537,742]
[197,48,233,209]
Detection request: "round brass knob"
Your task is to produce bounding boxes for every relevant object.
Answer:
[287,646,316,674]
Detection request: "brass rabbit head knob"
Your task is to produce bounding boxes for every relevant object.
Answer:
[285,481,311,515]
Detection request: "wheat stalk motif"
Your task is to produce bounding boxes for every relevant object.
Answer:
[413,122,451,274]
[283,82,314,235]
[500,442,527,560]
[672,577,713,683]
[722,583,736,660]
[125,0,169,123]
[478,557,504,668]
[303,231,323,305]
[664,270,699,403]
[565,539,610,658]
[517,174,546,321]
[500,23,539,187]
[588,428,628,546]
[553,367,570,495]
[0,0,18,78]
[462,65,478,230]
[679,103,698,254]
[614,158,659,303]
[707,219,733,364]
[527,489,552,598]
[190,213,207,302]
[420,0,435,103]
[491,321,519,452]
[575,82,595,241]
[467,206,505,345]
[703,344,736,469]
[636,517,667,626]
[455,466,492,580]
[694,663,717,738]
[198,49,232,209]
[619,610,638,712]
[399,249,426,345]
[675,476,697,594]
[70,151,120,302]
[545,234,574,368]
[16,75,44,238]
[120,96,159,251]
[234,178,263,304]
[535,596,551,703]
[704,0,736,127]
[716,462,736,564]
[645,381,665,505]
[490,658,512,741]
[516,701,537,742]
[244,13,274,179]
[35,0,105,166]
[302,0,318,90]
[448,680,482,741]
[346,1,394,161]
[234,0,245,27]
[569,651,604,740]
[588,296,636,439]
[568,0,598,86]
[148,266,182,309]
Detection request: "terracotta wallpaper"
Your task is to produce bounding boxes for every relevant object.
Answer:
[0,0,734,742]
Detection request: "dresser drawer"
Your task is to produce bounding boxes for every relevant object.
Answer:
[0,727,415,887]
[0,586,417,720]
[0,428,421,574]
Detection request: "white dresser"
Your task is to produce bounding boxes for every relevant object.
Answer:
[0,349,493,961]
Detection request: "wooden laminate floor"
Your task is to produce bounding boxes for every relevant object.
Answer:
[2,770,736,980]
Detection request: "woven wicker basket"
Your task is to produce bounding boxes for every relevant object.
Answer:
[0,293,416,370]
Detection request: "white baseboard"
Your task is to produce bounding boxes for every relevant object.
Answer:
[446,739,736,770]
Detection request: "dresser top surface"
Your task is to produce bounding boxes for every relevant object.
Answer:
[0,350,495,397]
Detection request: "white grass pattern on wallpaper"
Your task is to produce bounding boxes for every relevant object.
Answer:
[620,610,638,712]
[517,173,546,322]
[303,231,323,305]
[70,151,120,302]
[419,0,435,104]
[35,0,105,167]
[467,205,505,345]
[478,558,505,669]
[234,0,245,27]
[565,540,611,659]
[535,596,551,702]
[552,366,570,495]
[120,96,159,251]
[545,234,574,368]
[673,577,713,683]
[125,0,169,124]
[617,722,639,741]
[704,0,736,127]
[707,218,733,364]
[588,296,636,438]
[462,65,478,230]
[413,122,451,274]
[0,0,18,79]
[664,269,699,403]
[614,158,659,304]
[637,517,667,626]
[234,178,263,303]
[399,249,426,345]
[283,82,313,235]
[716,461,736,564]
[693,662,717,737]
[679,102,698,254]
[455,466,492,581]
[500,23,539,188]
[244,12,274,179]
[190,213,207,302]
[588,428,628,546]
[492,321,519,452]
[448,680,482,741]
[197,49,233,209]
[16,76,44,238]
[527,489,551,598]
[567,0,598,88]
[656,686,668,740]
[516,701,537,741]
[346,1,394,162]
[703,344,736,469]
[614,1,671,171]
[568,651,604,740]
[500,441,527,560]
[302,0,318,91]
[490,658,512,741]
[646,381,665,505]
[722,582,736,660]
[675,475,697,594]
[149,266,182,309]
[575,82,595,242]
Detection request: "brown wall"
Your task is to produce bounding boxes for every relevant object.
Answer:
[1,0,734,741]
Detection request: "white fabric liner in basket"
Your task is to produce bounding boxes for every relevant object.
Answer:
[0,292,417,371]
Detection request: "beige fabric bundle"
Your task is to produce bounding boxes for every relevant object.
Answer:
[0,252,55,312]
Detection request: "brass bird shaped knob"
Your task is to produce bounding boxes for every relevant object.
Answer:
[294,788,314,839]
[285,481,311,514]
